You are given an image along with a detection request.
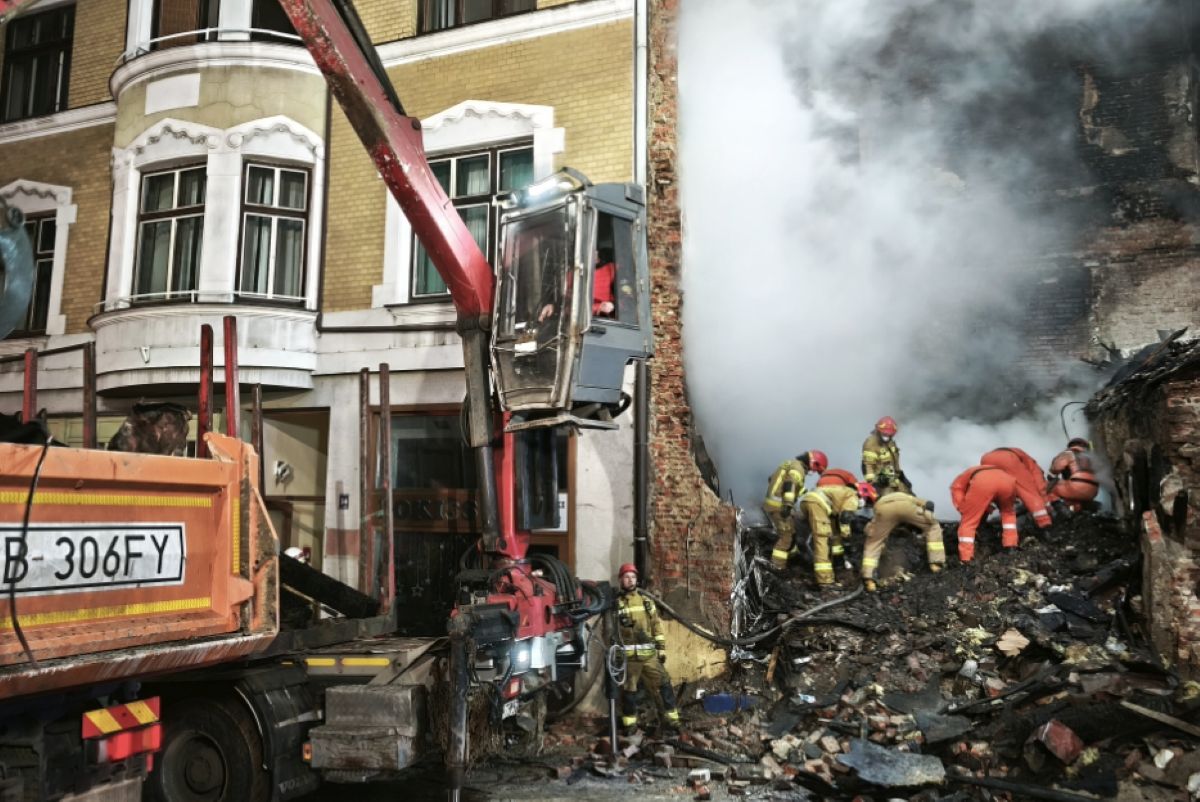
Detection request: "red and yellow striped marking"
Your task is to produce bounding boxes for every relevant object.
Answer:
[82,697,160,740]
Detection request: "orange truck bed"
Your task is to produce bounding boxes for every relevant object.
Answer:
[0,433,278,697]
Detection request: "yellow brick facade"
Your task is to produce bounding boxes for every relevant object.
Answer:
[323,17,634,311]
[68,0,126,108]
[0,124,115,335]
[1,2,635,325]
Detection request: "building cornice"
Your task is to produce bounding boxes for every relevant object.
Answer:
[110,42,321,98]
[0,102,117,145]
[377,0,634,67]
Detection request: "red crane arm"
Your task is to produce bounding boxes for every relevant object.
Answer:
[277,0,495,320]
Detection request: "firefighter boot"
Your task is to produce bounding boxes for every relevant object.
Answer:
[863,579,878,593]
[929,564,942,573]
[659,680,681,734]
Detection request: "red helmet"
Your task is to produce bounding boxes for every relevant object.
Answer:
[856,482,879,505]
[805,450,829,474]
[618,563,638,579]
[876,417,898,437]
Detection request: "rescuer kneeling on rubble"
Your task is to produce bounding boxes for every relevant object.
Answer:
[861,490,945,592]
[1047,437,1100,511]
[615,564,680,734]
[762,451,828,568]
[800,482,873,586]
[862,416,911,497]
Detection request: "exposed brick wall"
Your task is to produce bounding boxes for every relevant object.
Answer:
[646,0,736,626]
[0,125,116,335]
[1092,368,1200,673]
[322,20,634,311]
[357,0,416,43]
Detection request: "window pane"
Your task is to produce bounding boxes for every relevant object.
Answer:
[178,168,206,207]
[3,61,30,121]
[172,216,203,293]
[500,0,535,14]
[136,221,172,295]
[152,0,204,48]
[391,414,476,489]
[36,218,56,253]
[460,205,489,252]
[27,257,52,332]
[499,149,533,192]
[456,155,489,197]
[274,218,304,296]
[420,0,455,32]
[250,0,297,39]
[413,240,448,296]
[430,161,451,194]
[142,173,176,213]
[240,216,272,294]
[279,171,307,210]
[246,166,274,206]
[462,0,491,24]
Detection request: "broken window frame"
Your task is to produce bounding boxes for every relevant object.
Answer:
[409,142,534,301]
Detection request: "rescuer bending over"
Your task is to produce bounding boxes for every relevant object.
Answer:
[762,450,827,568]
[615,563,681,735]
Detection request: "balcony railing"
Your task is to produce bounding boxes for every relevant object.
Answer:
[95,290,309,313]
[119,28,303,65]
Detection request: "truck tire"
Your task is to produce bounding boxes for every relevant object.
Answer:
[146,696,270,802]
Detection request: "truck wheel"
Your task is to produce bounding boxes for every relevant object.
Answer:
[146,696,270,802]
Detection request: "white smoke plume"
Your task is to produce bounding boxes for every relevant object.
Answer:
[677,0,1163,511]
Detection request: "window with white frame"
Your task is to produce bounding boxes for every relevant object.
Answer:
[3,215,55,338]
[133,166,206,302]
[239,163,308,301]
[412,144,533,299]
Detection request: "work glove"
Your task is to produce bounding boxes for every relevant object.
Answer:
[924,500,935,513]
[781,504,794,518]
[657,649,667,665]
[838,510,855,526]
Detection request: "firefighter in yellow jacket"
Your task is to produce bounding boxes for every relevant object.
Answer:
[615,563,680,733]
[862,416,910,496]
[763,451,828,567]
[799,483,872,585]
[861,490,945,592]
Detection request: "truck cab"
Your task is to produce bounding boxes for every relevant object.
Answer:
[492,169,653,430]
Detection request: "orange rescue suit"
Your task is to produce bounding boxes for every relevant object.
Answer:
[950,465,1019,561]
[979,447,1052,530]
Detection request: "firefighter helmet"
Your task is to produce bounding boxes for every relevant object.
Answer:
[856,482,879,505]
[1067,437,1091,451]
[617,563,638,579]
[800,450,828,474]
[875,416,898,437]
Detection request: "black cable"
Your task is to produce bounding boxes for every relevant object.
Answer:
[1059,400,1087,441]
[6,434,52,665]
[637,584,865,648]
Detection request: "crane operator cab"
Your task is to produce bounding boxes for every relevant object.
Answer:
[493,168,653,431]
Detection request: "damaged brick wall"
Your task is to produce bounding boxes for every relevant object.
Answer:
[1091,364,1200,674]
[646,0,736,626]
[1076,38,1200,355]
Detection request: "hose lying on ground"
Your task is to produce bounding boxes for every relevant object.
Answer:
[637,583,868,649]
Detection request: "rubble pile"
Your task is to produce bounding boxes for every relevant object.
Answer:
[522,512,1200,800]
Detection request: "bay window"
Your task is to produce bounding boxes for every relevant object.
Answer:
[239,163,308,301]
[133,166,206,301]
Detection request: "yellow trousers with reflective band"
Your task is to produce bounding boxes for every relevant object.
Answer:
[764,505,796,566]
[861,496,945,580]
[620,657,680,728]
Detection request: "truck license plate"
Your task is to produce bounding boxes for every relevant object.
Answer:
[1,524,186,596]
